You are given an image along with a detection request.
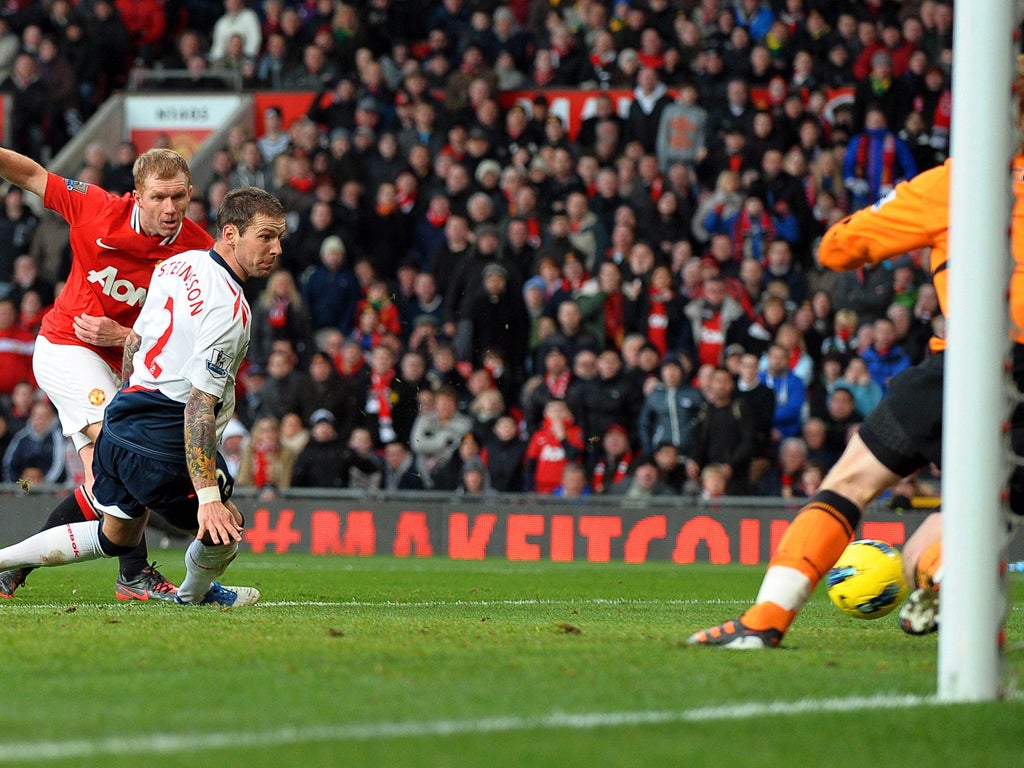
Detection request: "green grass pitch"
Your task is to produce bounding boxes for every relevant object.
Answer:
[0,554,1021,767]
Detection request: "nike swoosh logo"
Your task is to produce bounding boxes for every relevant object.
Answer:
[96,237,117,250]
[116,586,150,601]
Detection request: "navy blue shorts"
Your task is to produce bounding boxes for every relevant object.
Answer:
[92,432,235,533]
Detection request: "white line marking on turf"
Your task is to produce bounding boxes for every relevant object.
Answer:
[4,597,752,610]
[0,693,1013,762]
[277,599,1010,618]
[259,598,750,608]
[7,598,1022,615]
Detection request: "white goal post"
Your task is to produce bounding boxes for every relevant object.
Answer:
[940,0,1016,701]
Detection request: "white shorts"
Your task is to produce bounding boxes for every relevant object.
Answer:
[33,335,119,451]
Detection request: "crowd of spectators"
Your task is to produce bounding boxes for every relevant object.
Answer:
[0,0,964,499]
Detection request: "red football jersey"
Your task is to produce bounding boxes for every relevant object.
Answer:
[40,172,214,370]
[525,420,585,494]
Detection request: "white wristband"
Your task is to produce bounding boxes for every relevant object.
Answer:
[196,486,221,505]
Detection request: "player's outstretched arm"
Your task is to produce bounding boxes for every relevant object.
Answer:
[184,386,242,545]
[0,146,48,199]
[819,163,948,272]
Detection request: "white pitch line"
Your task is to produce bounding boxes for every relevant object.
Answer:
[0,597,751,611]
[5,597,1022,611]
[0,692,1006,763]
[258,597,750,608]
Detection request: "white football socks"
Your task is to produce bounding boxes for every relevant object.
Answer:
[754,565,814,612]
[176,540,238,603]
[0,521,105,570]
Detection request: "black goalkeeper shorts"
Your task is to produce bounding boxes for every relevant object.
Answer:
[857,351,945,479]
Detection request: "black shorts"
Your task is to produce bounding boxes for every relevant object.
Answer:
[859,344,1024,517]
[858,352,945,479]
[92,432,235,532]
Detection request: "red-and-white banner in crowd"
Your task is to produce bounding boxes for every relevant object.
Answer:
[498,86,855,141]
[124,94,244,158]
[248,86,855,144]
[253,92,319,137]
[499,89,635,140]
[119,86,857,162]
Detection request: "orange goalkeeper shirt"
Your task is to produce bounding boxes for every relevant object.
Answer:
[818,157,1024,351]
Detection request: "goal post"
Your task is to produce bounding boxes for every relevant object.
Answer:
[939,0,1016,701]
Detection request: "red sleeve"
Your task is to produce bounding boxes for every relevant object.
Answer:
[525,432,542,460]
[42,172,117,223]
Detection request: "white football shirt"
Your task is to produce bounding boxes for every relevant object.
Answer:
[101,248,250,463]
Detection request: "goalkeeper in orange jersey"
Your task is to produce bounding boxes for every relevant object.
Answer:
[687,153,1024,647]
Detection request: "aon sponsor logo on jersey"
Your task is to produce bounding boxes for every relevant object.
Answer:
[87,266,147,306]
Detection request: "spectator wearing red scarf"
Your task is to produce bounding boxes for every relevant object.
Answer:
[911,66,952,159]
[250,269,313,366]
[521,344,587,432]
[624,264,690,358]
[843,107,918,212]
[578,261,627,350]
[335,337,368,385]
[584,30,619,87]
[358,345,400,446]
[548,25,584,84]
[236,415,297,500]
[731,195,777,263]
[588,424,635,494]
[530,48,557,88]
[684,274,749,369]
[636,28,666,71]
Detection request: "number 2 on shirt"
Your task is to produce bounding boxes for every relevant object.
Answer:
[144,297,175,378]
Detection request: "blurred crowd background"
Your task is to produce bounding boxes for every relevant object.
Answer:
[0,0,968,502]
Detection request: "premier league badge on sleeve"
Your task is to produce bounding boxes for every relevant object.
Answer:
[65,178,89,194]
[206,348,234,378]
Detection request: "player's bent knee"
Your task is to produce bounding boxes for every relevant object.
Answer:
[821,436,902,511]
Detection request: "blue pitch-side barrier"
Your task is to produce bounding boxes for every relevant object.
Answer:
[3,487,1019,564]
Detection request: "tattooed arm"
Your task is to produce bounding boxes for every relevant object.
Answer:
[184,386,243,544]
[119,330,141,385]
